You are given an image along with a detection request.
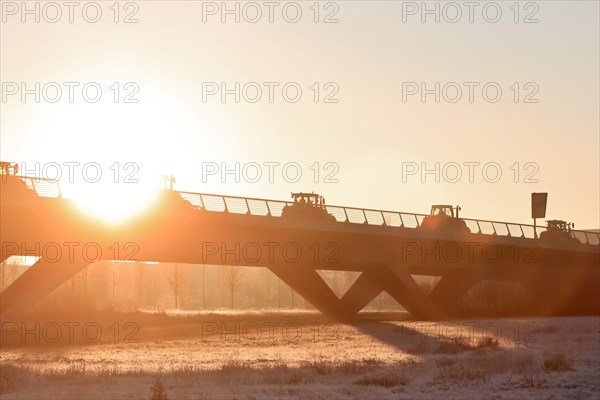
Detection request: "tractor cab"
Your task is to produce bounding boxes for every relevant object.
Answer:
[420,204,470,234]
[281,192,336,222]
[539,219,578,243]
[292,192,325,207]
[546,219,572,232]
[0,161,52,203]
[430,204,459,218]
[0,161,19,175]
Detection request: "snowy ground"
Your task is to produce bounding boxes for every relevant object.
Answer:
[1,312,598,399]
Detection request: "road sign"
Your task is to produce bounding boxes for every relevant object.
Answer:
[532,193,548,219]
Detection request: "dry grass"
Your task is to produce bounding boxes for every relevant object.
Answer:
[0,365,20,395]
[538,325,560,334]
[434,362,490,383]
[433,336,473,354]
[513,354,536,375]
[543,353,574,372]
[0,316,597,399]
[432,334,499,354]
[354,371,409,387]
[434,351,546,386]
[475,335,500,349]
[435,358,456,368]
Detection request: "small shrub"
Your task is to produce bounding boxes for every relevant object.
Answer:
[150,378,169,400]
[543,354,574,372]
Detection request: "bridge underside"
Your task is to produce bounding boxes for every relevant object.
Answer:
[2,255,598,321]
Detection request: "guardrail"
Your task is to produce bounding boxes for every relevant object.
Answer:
[10,175,62,198]
[178,191,600,246]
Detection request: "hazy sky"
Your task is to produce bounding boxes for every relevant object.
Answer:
[1,1,598,227]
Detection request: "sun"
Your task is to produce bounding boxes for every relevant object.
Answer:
[65,179,161,224]
[13,74,206,223]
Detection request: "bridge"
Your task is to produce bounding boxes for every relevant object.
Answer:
[1,173,599,320]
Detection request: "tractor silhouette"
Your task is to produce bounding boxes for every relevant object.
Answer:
[539,219,579,243]
[281,192,336,222]
[420,204,470,234]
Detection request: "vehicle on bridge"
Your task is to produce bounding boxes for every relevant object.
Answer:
[281,192,337,222]
[0,161,18,175]
[419,204,471,234]
[540,219,579,243]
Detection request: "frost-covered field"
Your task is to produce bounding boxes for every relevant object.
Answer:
[1,312,598,399]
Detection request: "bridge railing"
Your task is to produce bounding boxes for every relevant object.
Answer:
[179,191,292,216]
[7,176,598,245]
[12,175,62,198]
[177,191,600,245]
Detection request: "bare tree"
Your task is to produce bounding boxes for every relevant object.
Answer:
[223,266,244,309]
[137,262,144,306]
[167,264,187,309]
[290,286,295,308]
[264,269,274,308]
[59,267,91,308]
[97,261,116,308]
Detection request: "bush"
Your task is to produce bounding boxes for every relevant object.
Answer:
[543,354,574,372]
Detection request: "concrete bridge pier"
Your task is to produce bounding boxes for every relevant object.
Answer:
[378,265,440,319]
[339,270,384,316]
[0,255,89,319]
[267,263,348,319]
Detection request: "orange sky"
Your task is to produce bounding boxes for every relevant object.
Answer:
[1,1,598,228]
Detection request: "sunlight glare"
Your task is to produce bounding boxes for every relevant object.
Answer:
[66,180,161,224]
